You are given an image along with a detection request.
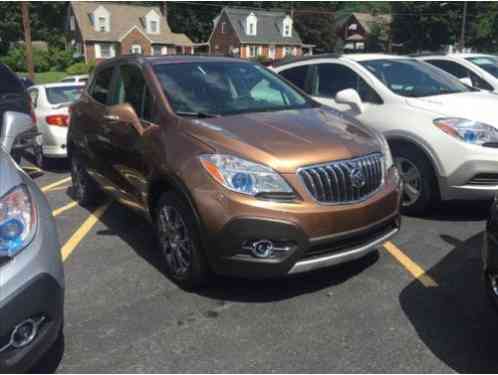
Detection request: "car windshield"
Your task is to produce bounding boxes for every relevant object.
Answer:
[46,85,83,105]
[466,56,498,78]
[360,59,471,98]
[153,61,313,116]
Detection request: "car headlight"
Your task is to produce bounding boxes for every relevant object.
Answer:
[434,118,498,146]
[0,185,37,257]
[378,133,393,170]
[199,154,293,196]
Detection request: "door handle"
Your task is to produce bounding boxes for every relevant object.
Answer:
[103,115,120,121]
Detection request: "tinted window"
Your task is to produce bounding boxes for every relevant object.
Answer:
[467,56,498,78]
[429,59,494,91]
[279,65,309,91]
[0,64,23,96]
[153,62,312,116]
[361,59,471,98]
[314,63,382,104]
[46,85,83,105]
[90,67,114,104]
[114,64,153,121]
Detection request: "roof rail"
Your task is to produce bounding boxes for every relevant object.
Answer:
[272,53,342,67]
[409,51,447,57]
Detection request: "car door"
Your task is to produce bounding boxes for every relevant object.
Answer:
[79,65,116,189]
[104,63,155,210]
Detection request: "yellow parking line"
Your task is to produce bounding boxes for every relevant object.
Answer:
[52,201,78,217]
[61,202,110,262]
[46,185,71,193]
[22,166,43,173]
[384,241,438,288]
[41,177,72,192]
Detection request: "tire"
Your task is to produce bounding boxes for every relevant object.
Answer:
[155,191,210,289]
[70,153,103,207]
[392,144,437,216]
[34,146,45,169]
[485,271,498,312]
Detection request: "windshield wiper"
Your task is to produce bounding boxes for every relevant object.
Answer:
[175,111,220,118]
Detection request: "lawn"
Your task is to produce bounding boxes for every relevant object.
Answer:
[19,71,66,84]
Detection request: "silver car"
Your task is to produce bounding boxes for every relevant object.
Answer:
[0,148,64,371]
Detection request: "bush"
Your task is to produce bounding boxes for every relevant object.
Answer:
[65,61,95,75]
[0,46,77,73]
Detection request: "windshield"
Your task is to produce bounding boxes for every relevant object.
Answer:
[46,85,83,105]
[466,56,498,78]
[360,59,471,98]
[153,61,313,116]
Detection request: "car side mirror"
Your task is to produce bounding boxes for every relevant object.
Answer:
[1,111,34,154]
[107,103,141,128]
[335,89,364,113]
[459,77,473,87]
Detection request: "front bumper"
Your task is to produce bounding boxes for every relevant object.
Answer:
[0,274,63,373]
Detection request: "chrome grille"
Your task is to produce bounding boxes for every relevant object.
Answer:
[298,153,384,204]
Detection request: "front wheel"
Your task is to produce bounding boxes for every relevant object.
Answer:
[70,154,103,207]
[392,145,437,216]
[485,272,498,312]
[155,192,210,289]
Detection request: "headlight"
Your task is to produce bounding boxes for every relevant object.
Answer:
[378,133,393,170]
[434,118,498,146]
[0,185,37,257]
[199,154,293,196]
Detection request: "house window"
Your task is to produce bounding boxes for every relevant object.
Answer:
[100,43,112,58]
[249,23,254,35]
[130,44,142,54]
[70,16,75,31]
[98,16,107,32]
[283,47,292,57]
[246,12,257,36]
[282,16,293,37]
[221,22,226,33]
[150,20,158,33]
[152,45,163,55]
[248,46,258,58]
[269,46,276,59]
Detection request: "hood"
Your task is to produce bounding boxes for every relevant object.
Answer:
[405,91,498,126]
[0,148,22,197]
[181,107,381,173]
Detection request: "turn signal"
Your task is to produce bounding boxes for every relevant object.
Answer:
[46,114,69,127]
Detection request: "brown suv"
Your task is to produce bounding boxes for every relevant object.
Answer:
[68,55,401,288]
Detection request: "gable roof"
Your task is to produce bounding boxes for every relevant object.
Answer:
[70,2,192,46]
[336,12,392,34]
[222,7,303,46]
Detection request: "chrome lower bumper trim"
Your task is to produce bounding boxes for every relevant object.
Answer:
[288,227,399,275]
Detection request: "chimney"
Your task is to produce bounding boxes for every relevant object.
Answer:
[160,2,168,21]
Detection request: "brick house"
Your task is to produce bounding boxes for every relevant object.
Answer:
[66,2,194,64]
[209,7,313,60]
[336,12,392,52]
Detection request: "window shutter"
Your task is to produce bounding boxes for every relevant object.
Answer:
[95,43,101,58]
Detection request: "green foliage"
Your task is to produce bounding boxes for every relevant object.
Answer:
[65,61,95,75]
[1,46,76,73]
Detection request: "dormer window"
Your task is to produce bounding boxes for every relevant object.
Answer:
[93,6,110,32]
[282,15,293,37]
[246,12,257,36]
[145,9,160,34]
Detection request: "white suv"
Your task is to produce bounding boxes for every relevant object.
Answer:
[417,53,498,93]
[273,54,498,214]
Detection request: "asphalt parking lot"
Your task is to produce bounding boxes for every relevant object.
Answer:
[25,159,498,373]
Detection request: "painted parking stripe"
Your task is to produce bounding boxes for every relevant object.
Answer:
[41,176,72,192]
[45,185,71,193]
[61,202,111,262]
[384,241,438,288]
[52,201,78,217]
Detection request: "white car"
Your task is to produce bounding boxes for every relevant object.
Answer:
[61,75,89,84]
[417,53,498,93]
[273,54,498,214]
[27,82,84,164]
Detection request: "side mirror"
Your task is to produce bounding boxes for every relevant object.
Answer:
[1,111,34,154]
[459,77,473,87]
[107,103,143,134]
[335,89,364,113]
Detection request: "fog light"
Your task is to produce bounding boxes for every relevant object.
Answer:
[252,240,273,258]
[0,316,47,352]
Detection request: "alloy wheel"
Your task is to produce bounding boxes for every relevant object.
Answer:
[157,205,192,277]
[394,157,422,207]
[489,273,498,299]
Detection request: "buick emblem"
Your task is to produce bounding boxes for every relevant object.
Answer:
[348,163,366,189]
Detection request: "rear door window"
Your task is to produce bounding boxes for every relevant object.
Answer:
[279,65,310,92]
[89,67,114,105]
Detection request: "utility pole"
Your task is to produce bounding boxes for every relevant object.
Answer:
[21,2,34,82]
[459,1,468,52]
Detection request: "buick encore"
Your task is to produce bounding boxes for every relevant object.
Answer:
[68,56,401,288]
